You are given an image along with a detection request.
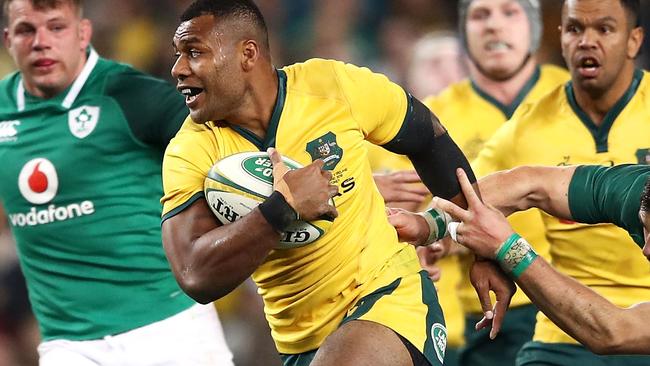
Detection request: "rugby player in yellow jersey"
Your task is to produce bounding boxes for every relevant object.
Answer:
[159,1,516,366]
[465,0,650,364]
[374,2,568,366]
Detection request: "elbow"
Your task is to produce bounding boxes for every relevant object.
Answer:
[176,271,227,304]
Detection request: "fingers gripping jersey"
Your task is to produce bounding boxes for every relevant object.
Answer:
[162,59,427,354]
[474,69,650,344]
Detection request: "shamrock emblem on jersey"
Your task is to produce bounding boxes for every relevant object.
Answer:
[306,132,343,171]
[68,105,100,139]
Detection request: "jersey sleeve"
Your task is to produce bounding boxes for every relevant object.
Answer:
[106,68,188,149]
[568,164,648,247]
[160,119,218,221]
[332,62,408,145]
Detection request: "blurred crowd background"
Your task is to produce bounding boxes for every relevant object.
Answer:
[1,1,649,366]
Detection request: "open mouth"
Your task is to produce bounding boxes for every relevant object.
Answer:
[485,41,511,52]
[577,56,601,77]
[180,87,204,105]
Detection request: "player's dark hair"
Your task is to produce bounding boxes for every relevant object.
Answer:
[561,0,640,28]
[180,0,270,52]
[641,177,650,214]
[3,0,84,22]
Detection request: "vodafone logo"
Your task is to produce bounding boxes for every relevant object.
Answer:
[18,158,58,205]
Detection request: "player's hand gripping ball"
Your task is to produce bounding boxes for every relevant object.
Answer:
[204,151,334,249]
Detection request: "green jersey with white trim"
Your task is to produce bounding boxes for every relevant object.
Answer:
[0,49,194,341]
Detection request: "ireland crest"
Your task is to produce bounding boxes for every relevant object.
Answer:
[306,132,343,170]
[68,105,100,139]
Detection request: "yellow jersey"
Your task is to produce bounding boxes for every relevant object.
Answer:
[474,69,650,344]
[366,145,465,348]
[161,59,424,353]
[429,65,569,314]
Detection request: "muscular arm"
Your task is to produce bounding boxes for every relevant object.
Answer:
[162,199,279,303]
[479,165,577,219]
[518,258,650,355]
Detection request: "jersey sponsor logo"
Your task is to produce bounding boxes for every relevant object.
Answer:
[12,158,95,226]
[306,132,343,170]
[68,105,100,139]
[431,323,447,364]
[636,148,650,165]
[0,120,20,143]
[18,158,59,204]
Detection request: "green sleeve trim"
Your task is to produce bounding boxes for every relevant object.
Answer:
[565,69,643,153]
[470,65,541,119]
[161,191,204,223]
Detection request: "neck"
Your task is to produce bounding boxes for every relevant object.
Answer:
[572,63,637,127]
[227,64,278,139]
[470,58,538,107]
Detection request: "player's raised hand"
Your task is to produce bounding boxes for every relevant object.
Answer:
[268,148,338,221]
[432,168,515,259]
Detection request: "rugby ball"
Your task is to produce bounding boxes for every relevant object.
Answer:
[204,151,334,249]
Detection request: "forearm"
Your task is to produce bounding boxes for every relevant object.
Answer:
[516,258,648,354]
[163,203,280,303]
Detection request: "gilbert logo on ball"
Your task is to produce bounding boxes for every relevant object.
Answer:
[204,151,334,249]
[18,158,59,205]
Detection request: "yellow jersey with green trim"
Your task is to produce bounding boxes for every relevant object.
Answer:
[428,65,568,314]
[474,69,650,344]
[161,59,427,354]
[366,146,465,348]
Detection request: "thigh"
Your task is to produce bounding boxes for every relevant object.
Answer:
[118,303,233,366]
[460,304,537,366]
[311,320,412,366]
[38,340,102,366]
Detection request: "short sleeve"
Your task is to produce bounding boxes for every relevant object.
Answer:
[333,62,408,146]
[569,164,649,247]
[160,119,219,221]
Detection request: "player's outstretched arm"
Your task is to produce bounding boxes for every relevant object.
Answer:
[162,148,338,304]
[478,165,577,219]
[435,168,650,354]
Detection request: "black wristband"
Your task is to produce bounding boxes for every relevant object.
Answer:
[258,191,298,232]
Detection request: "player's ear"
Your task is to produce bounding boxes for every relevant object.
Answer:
[78,18,93,51]
[241,39,259,72]
[627,26,644,59]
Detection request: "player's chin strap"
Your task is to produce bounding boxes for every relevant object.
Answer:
[383,94,476,201]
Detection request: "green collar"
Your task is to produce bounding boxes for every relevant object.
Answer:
[470,65,541,119]
[231,69,287,150]
[565,68,643,153]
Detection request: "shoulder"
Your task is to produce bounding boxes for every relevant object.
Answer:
[515,84,566,123]
[0,72,21,114]
[424,79,473,113]
[538,64,570,83]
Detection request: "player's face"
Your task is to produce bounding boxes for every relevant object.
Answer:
[171,15,245,123]
[3,0,91,98]
[560,0,643,95]
[640,210,650,262]
[465,0,531,80]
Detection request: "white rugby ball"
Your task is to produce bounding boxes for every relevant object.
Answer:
[204,151,334,249]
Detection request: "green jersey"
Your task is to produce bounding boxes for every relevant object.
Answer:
[569,164,649,247]
[0,49,194,341]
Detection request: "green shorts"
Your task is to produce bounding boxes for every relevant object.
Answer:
[459,304,537,366]
[280,270,446,366]
[516,341,650,366]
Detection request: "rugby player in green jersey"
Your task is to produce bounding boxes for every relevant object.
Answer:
[0,0,233,364]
